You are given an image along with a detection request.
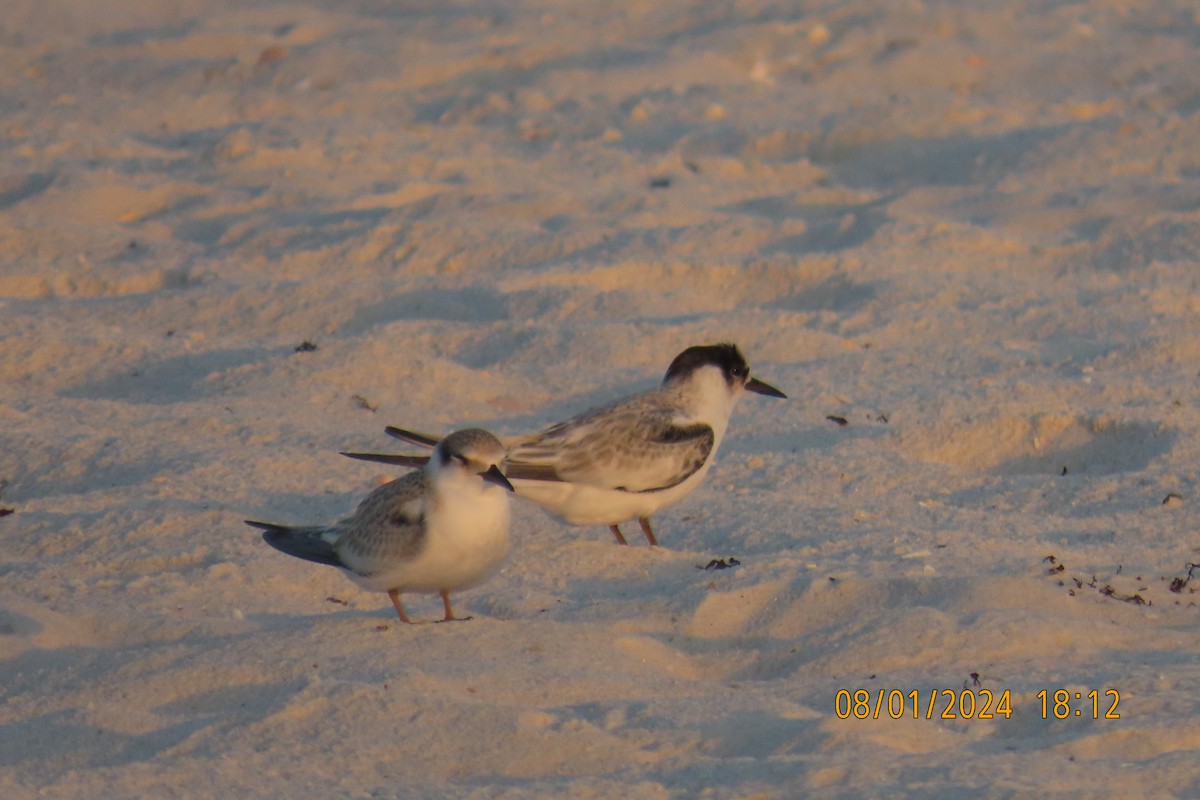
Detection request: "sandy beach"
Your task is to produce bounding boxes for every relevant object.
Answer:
[3,0,1200,796]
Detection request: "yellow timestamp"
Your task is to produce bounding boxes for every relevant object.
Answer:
[834,689,1014,720]
[833,688,1122,720]
[1037,689,1121,719]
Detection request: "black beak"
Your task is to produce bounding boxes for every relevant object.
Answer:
[746,376,787,398]
[479,464,515,492]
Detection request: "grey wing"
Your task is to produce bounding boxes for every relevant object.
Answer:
[335,472,430,572]
[508,404,714,493]
[384,426,440,448]
[340,451,430,468]
[338,425,440,467]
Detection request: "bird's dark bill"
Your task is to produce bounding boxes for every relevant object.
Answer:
[746,376,787,398]
[480,464,515,492]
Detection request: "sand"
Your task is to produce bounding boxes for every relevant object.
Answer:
[3,0,1200,797]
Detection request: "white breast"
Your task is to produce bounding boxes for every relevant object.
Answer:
[351,475,512,594]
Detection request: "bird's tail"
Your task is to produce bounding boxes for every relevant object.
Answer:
[246,520,342,568]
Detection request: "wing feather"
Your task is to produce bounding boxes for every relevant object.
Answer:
[250,521,344,568]
[336,471,430,570]
[384,426,440,448]
[508,402,714,493]
[340,451,430,468]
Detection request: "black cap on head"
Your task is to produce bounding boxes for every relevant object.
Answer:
[663,343,787,398]
[663,343,749,387]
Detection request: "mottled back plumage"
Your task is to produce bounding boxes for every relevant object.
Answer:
[335,470,430,569]
[507,390,714,493]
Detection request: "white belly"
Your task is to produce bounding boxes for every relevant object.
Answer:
[513,459,714,526]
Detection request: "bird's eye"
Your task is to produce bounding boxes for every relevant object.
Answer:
[452,453,468,466]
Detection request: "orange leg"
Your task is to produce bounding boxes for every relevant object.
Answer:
[439,589,472,622]
[638,517,658,547]
[388,589,414,624]
[609,524,628,545]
